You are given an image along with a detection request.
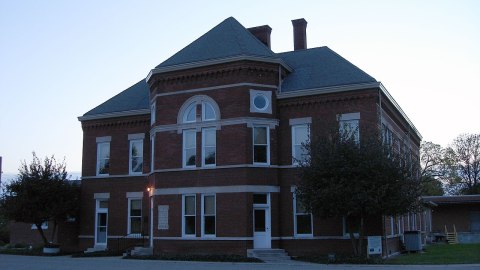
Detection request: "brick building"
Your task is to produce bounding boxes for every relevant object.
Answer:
[78,17,422,257]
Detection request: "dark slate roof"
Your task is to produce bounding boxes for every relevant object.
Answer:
[156,17,276,68]
[277,47,377,92]
[82,18,378,118]
[83,79,149,116]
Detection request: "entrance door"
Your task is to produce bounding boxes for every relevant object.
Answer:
[95,200,108,248]
[253,206,271,248]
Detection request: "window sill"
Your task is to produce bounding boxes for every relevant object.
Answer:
[294,234,313,239]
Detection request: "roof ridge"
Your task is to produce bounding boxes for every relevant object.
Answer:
[323,46,376,82]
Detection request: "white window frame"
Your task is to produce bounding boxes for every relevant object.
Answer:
[127,198,142,235]
[291,124,310,165]
[182,194,196,237]
[129,138,144,175]
[252,125,270,165]
[150,103,156,126]
[293,193,313,237]
[201,127,216,167]
[390,216,395,236]
[183,129,196,168]
[201,194,216,237]
[202,101,216,121]
[338,113,360,143]
[96,139,111,176]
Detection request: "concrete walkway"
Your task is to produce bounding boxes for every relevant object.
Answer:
[1,254,479,270]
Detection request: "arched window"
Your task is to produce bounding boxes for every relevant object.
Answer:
[178,96,220,168]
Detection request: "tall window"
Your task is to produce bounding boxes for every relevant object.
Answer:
[128,199,142,234]
[339,119,359,143]
[96,142,110,175]
[202,128,216,166]
[183,130,196,167]
[129,139,143,174]
[202,195,216,236]
[150,103,156,125]
[183,195,196,236]
[180,97,219,168]
[292,125,309,165]
[253,126,269,164]
[294,194,312,236]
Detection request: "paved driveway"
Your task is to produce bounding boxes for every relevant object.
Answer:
[1,254,479,270]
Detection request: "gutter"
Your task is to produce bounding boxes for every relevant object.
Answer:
[78,109,150,121]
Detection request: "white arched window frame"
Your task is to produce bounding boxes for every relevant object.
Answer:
[178,96,220,168]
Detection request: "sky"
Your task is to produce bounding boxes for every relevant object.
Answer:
[1,0,479,176]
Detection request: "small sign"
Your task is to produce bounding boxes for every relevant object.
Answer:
[367,236,382,255]
[158,205,169,230]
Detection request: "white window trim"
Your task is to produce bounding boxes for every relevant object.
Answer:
[182,194,196,237]
[177,95,221,124]
[127,198,142,235]
[249,89,272,114]
[201,194,216,238]
[96,141,110,176]
[201,127,216,167]
[390,216,395,236]
[293,193,313,237]
[252,125,270,165]
[129,139,144,175]
[183,129,197,168]
[291,124,310,166]
[150,134,155,173]
[202,101,216,122]
[151,103,156,126]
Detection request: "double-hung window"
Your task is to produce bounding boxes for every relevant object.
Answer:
[183,130,196,168]
[128,199,142,234]
[129,139,143,174]
[202,128,216,166]
[202,195,216,236]
[292,125,309,165]
[96,140,110,176]
[338,113,360,143]
[293,193,313,236]
[183,195,196,236]
[253,126,269,164]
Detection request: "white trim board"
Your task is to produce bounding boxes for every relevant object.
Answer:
[152,83,277,100]
[154,185,280,195]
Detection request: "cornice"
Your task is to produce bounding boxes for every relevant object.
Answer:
[146,55,292,83]
[81,117,150,130]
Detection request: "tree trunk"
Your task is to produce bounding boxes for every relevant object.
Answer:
[358,215,365,258]
[35,223,48,245]
[50,220,58,243]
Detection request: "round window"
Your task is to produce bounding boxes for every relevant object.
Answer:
[253,94,268,110]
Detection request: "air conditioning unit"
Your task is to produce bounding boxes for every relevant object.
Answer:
[404,230,422,251]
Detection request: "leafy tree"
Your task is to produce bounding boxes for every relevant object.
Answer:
[0,153,80,245]
[420,141,447,195]
[446,133,480,194]
[296,128,422,257]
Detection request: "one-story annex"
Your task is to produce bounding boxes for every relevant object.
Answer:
[77,17,423,257]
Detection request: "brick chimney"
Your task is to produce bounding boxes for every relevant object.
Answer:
[248,25,272,49]
[292,18,307,50]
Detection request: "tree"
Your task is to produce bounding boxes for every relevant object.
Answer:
[447,133,480,194]
[0,153,80,245]
[296,128,422,257]
[420,141,446,195]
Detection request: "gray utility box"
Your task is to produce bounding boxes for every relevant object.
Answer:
[404,230,422,251]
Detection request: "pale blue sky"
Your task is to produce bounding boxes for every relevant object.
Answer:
[1,0,479,174]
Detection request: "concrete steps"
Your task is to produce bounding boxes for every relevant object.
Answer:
[247,249,291,263]
[128,246,153,257]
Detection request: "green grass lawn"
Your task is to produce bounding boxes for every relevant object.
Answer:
[386,243,480,264]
